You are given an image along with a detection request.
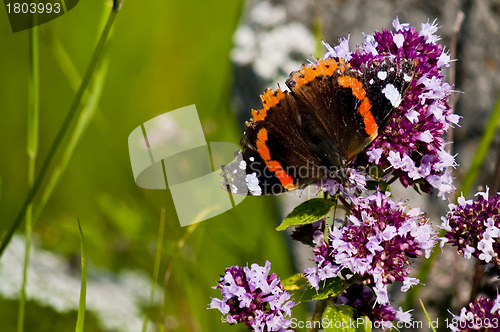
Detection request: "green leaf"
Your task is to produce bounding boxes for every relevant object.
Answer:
[322,305,371,332]
[413,184,422,195]
[365,180,378,191]
[277,198,335,231]
[281,273,308,291]
[368,165,384,179]
[379,181,390,192]
[354,317,371,332]
[301,277,344,301]
[367,180,391,192]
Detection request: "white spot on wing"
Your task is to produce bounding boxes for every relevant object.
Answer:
[246,172,262,195]
[369,79,375,84]
[249,157,255,161]
[377,71,387,80]
[239,160,247,170]
[404,73,412,82]
[382,83,402,107]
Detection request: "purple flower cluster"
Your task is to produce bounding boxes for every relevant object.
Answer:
[449,293,500,331]
[440,187,500,265]
[319,168,367,200]
[211,18,455,330]
[304,192,435,306]
[323,17,459,198]
[209,261,295,331]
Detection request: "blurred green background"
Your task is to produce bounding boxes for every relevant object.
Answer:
[0,1,303,331]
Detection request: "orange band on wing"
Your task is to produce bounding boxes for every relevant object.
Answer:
[338,75,379,136]
[315,58,339,77]
[362,109,377,136]
[250,88,286,123]
[358,98,372,116]
[290,58,345,88]
[255,128,296,190]
[275,170,295,189]
[261,88,285,112]
[338,76,366,100]
[256,128,271,161]
[266,160,282,172]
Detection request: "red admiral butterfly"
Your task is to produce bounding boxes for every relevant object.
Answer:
[223,57,415,195]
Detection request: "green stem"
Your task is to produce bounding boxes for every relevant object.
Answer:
[75,220,87,332]
[312,12,323,59]
[308,299,328,332]
[0,6,120,259]
[142,208,166,332]
[18,21,39,332]
[162,223,199,331]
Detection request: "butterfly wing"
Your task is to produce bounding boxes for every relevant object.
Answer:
[223,57,415,195]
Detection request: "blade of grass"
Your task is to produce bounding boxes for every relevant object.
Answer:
[419,299,436,332]
[0,4,122,258]
[33,48,110,223]
[60,0,68,12]
[18,21,39,332]
[163,207,217,288]
[159,206,218,332]
[50,37,83,91]
[75,220,87,332]
[403,93,500,310]
[312,14,323,59]
[26,26,39,163]
[142,208,166,332]
[460,95,500,196]
[32,7,109,222]
[160,226,199,332]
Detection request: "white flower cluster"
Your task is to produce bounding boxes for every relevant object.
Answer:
[0,235,162,332]
[231,1,315,82]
